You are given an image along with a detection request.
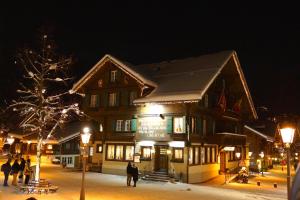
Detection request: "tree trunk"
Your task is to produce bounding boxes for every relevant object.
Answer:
[35,138,43,182]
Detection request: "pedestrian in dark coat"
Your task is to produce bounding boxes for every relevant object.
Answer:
[11,159,20,186]
[1,159,12,186]
[19,158,26,183]
[126,161,133,186]
[131,163,139,187]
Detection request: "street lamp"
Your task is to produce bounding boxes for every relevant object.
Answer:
[259,152,265,176]
[80,127,91,200]
[7,136,15,156]
[280,125,295,200]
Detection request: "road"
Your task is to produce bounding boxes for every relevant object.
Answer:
[0,164,287,200]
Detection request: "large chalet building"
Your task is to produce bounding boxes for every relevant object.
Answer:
[70,50,264,183]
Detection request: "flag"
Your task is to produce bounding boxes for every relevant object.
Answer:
[217,89,226,113]
[233,98,242,114]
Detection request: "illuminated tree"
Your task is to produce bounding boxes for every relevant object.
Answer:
[9,34,83,182]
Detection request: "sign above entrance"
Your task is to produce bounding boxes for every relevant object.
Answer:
[224,146,235,151]
[136,117,171,141]
[169,141,185,148]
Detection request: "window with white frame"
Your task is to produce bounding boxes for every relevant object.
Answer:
[89,147,94,156]
[90,94,98,108]
[174,117,184,133]
[211,147,216,163]
[201,147,205,164]
[189,147,193,164]
[125,146,134,160]
[173,148,184,162]
[107,145,115,159]
[195,146,200,164]
[109,93,117,107]
[115,145,123,160]
[116,120,123,132]
[124,120,131,132]
[206,147,211,163]
[110,70,117,82]
[141,146,151,160]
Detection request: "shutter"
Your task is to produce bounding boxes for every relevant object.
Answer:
[96,94,100,107]
[116,70,121,82]
[196,117,202,135]
[116,91,120,106]
[182,116,186,133]
[166,116,173,134]
[131,118,137,132]
[85,94,91,108]
[112,120,116,132]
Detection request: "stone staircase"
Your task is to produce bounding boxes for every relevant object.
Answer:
[142,171,178,182]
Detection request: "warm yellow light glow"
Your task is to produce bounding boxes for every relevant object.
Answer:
[169,141,185,148]
[280,127,295,144]
[81,127,91,144]
[144,104,164,115]
[7,137,14,145]
[235,152,241,159]
[275,158,278,161]
[166,149,172,155]
[281,153,284,157]
[138,140,155,146]
[27,140,31,144]
[224,146,235,151]
[259,152,264,158]
[150,149,155,154]
[295,153,298,156]
[248,151,253,157]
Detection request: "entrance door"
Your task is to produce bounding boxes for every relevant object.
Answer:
[220,152,226,173]
[154,146,168,172]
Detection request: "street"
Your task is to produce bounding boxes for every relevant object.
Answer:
[0,163,288,200]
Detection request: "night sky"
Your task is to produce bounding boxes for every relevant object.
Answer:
[1,2,300,116]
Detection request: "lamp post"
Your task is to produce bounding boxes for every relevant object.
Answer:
[80,127,91,200]
[7,136,15,156]
[279,126,295,200]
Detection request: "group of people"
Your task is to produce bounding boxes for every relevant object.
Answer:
[126,162,139,187]
[1,156,33,186]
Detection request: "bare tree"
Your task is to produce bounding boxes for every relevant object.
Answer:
[9,34,83,182]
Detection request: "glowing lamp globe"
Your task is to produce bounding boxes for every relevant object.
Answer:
[7,137,15,145]
[280,127,295,145]
[235,152,241,159]
[81,127,91,144]
[259,152,264,158]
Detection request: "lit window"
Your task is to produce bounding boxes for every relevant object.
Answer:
[124,120,131,132]
[189,148,193,164]
[47,145,53,150]
[90,94,99,108]
[211,147,215,163]
[141,147,151,160]
[125,146,134,161]
[173,148,183,162]
[109,93,117,107]
[110,70,117,82]
[195,147,199,164]
[174,117,184,133]
[201,147,205,164]
[96,144,102,153]
[207,147,211,163]
[115,145,123,160]
[99,123,103,132]
[129,91,137,105]
[107,145,115,159]
[89,147,94,156]
[67,157,73,164]
[116,120,123,132]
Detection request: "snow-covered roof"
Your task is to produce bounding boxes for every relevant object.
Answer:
[72,54,157,92]
[244,125,274,142]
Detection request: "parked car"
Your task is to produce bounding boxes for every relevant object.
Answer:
[52,158,60,164]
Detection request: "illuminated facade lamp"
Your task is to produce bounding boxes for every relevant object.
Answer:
[280,127,295,147]
[295,153,298,156]
[81,127,91,145]
[235,152,241,159]
[248,151,253,157]
[259,152,264,158]
[7,136,15,145]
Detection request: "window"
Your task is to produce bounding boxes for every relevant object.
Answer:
[65,143,70,150]
[110,70,117,82]
[211,147,216,163]
[109,93,117,107]
[47,145,53,150]
[172,148,184,162]
[206,147,211,163]
[115,145,123,160]
[201,147,205,164]
[90,94,99,108]
[107,145,115,159]
[125,146,134,161]
[96,144,103,153]
[129,91,137,105]
[116,120,123,132]
[188,146,200,165]
[189,148,193,164]
[195,146,200,164]
[99,123,103,132]
[98,79,103,87]
[191,117,196,134]
[174,117,185,133]
[124,120,131,132]
[89,147,94,156]
[141,146,151,160]
[67,157,73,164]
[106,144,134,161]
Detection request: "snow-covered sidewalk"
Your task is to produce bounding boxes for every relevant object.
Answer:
[0,164,286,200]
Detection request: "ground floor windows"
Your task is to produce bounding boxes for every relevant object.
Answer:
[172,148,184,163]
[96,144,103,153]
[141,146,152,160]
[189,145,217,165]
[106,144,134,161]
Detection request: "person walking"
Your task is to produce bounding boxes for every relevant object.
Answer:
[126,161,133,186]
[24,160,33,185]
[132,163,139,187]
[11,159,20,186]
[19,157,26,183]
[1,159,12,186]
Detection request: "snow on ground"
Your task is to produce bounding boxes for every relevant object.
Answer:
[0,163,287,200]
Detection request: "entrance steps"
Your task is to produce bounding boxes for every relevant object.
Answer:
[142,171,178,182]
